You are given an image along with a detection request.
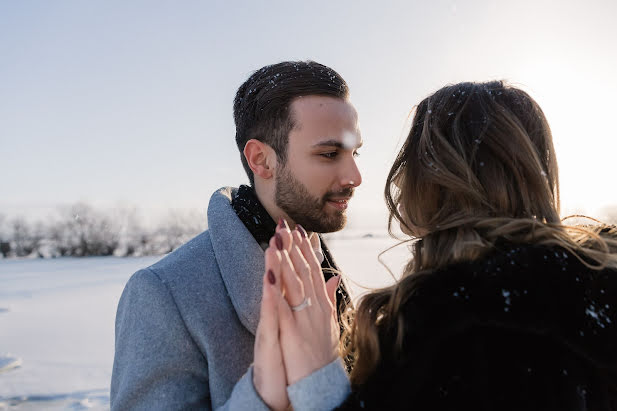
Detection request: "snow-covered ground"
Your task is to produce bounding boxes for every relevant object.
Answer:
[0,234,411,410]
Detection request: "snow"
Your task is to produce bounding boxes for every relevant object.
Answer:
[0,257,159,410]
[0,235,409,410]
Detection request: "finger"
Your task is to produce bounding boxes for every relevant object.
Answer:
[258,247,283,344]
[275,219,293,253]
[254,265,281,386]
[256,267,280,349]
[255,268,290,411]
[288,231,316,302]
[296,225,321,268]
[277,217,290,233]
[279,248,306,308]
[295,227,330,309]
[265,244,283,292]
[325,275,340,318]
[276,285,295,329]
[274,255,296,338]
[308,231,325,264]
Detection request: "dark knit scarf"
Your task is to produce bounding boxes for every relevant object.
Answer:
[231,185,278,251]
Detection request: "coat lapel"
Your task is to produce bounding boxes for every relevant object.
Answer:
[208,187,264,335]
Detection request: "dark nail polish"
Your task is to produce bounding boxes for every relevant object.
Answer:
[275,233,283,250]
[297,224,307,238]
[267,269,276,285]
[279,218,288,230]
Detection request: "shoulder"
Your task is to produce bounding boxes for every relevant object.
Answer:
[412,243,617,300]
[144,229,216,284]
[352,245,617,409]
[119,230,223,316]
[400,243,617,358]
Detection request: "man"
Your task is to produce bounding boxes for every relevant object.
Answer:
[110,60,362,410]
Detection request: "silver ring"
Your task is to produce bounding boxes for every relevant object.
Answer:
[290,297,311,312]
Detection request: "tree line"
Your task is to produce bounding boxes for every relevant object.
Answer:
[1,204,615,259]
[0,204,207,259]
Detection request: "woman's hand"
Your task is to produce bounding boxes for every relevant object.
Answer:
[271,223,341,385]
[253,249,289,411]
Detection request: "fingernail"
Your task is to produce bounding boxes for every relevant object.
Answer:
[297,224,307,238]
[267,269,276,285]
[278,218,288,230]
[275,233,283,250]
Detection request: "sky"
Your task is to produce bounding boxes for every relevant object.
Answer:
[2,0,617,229]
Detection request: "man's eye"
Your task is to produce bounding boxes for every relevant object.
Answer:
[320,152,338,159]
[353,150,361,158]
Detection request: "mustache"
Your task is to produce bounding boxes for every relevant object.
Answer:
[324,187,354,200]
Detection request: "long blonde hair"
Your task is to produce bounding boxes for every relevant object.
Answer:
[344,80,617,385]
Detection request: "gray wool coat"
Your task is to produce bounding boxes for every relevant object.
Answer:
[111,187,271,410]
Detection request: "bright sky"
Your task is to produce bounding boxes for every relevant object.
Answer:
[2,0,616,228]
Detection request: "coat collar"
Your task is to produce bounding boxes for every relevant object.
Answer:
[208,187,264,335]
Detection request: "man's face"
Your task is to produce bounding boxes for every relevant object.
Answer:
[275,96,362,233]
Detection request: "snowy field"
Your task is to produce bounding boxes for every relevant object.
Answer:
[0,234,410,410]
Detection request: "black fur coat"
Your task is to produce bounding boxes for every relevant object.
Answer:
[339,243,617,410]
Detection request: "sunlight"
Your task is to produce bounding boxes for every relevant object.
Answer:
[517,64,617,217]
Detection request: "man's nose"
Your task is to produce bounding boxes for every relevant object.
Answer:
[341,156,362,188]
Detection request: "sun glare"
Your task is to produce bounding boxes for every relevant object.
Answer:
[516,64,617,218]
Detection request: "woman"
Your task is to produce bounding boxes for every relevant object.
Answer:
[252,80,617,410]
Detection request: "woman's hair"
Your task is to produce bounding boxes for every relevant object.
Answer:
[343,80,617,385]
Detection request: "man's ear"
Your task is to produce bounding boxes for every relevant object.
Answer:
[243,139,275,180]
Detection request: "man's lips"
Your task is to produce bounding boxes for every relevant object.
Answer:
[326,197,351,210]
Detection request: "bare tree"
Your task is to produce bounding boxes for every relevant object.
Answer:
[11,217,41,257]
[1,203,208,259]
[0,214,10,258]
[111,206,144,256]
[52,203,119,256]
[148,209,206,255]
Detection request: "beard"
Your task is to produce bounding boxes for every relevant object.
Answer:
[275,164,353,233]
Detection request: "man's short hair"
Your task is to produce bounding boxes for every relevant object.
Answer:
[233,60,349,185]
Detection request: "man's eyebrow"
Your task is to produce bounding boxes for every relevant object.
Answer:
[312,139,363,149]
[313,139,344,148]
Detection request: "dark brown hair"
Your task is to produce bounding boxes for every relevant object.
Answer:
[386,80,561,272]
[344,80,617,385]
[233,61,348,185]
